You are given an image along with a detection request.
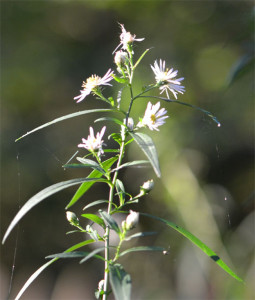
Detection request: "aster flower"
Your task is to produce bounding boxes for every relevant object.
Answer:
[151,59,185,99]
[78,126,106,155]
[138,101,168,131]
[113,23,144,53]
[74,69,114,103]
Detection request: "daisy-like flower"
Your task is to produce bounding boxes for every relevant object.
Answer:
[74,69,114,103]
[78,126,106,155]
[113,23,144,53]
[151,59,185,99]
[138,101,168,131]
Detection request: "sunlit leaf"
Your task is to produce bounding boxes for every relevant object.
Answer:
[112,74,128,84]
[76,157,105,174]
[2,178,106,244]
[15,109,117,141]
[119,246,164,257]
[130,132,161,177]
[116,179,125,206]
[14,240,95,300]
[81,213,106,228]
[141,212,244,283]
[46,250,104,262]
[111,160,149,172]
[83,199,111,211]
[79,247,106,264]
[99,210,121,234]
[124,231,157,241]
[109,263,131,300]
[94,117,125,127]
[66,157,118,209]
[133,48,151,70]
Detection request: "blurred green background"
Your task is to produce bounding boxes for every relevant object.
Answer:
[1,1,254,300]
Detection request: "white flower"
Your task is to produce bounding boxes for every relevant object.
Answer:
[74,69,114,103]
[138,101,168,131]
[151,59,185,99]
[78,126,106,155]
[66,211,79,225]
[114,50,128,66]
[141,179,154,193]
[124,117,134,131]
[125,210,139,230]
[113,23,144,53]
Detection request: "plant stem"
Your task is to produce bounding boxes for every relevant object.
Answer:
[102,137,126,300]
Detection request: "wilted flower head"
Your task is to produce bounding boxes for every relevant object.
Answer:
[125,210,139,230]
[74,69,114,103]
[113,23,144,53]
[151,59,185,99]
[78,126,106,155]
[114,50,128,66]
[138,101,168,131]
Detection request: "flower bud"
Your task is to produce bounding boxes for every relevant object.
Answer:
[124,117,134,131]
[140,179,154,195]
[125,210,139,230]
[98,279,105,292]
[66,211,79,226]
[114,50,128,66]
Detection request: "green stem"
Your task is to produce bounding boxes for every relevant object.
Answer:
[102,137,126,300]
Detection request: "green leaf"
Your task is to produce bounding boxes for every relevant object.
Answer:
[2,178,106,244]
[66,156,118,209]
[109,133,122,145]
[133,48,151,70]
[76,157,105,174]
[124,231,157,241]
[95,117,125,127]
[81,213,106,229]
[111,160,149,172]
[14,239,95,300]
[141,212,244,283]
[119,246,164,257]
[99,210,121,234]
[130,132,161,177]
[116,179,125,206]
[83,199,112,211]
[112,74,128,84]
[46,250,104,262]
[79,247,106,264]
[109,263,132,300]
[15,109,117,142]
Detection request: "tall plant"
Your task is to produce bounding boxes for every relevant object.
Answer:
[3,24,243,300]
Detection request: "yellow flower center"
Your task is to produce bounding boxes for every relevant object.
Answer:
[82,75,101,90]
[150,114,156,124]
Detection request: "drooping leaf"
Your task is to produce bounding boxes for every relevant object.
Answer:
[95,117,125,127]
[99,210,121,234]
[124,231,157,241]
[130,132,161,177]
[14,240,95,300]
[15,109,117,141]
[66,156,118,209]
[109,133,122,145]
[139,96,221,127]
[109,263,132,300]
[119,246,164,257]
[81,213,106,229]
[76,157,105,174]
[112,74,128,84]
[2,178,106,244]
[141,212,244,283]
[83,199,114,211]
[80,247,106,264]
[111,160,149,172]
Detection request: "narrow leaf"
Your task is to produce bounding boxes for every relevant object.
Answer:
[111,160,149,172]
[81,214,106,228]
[116,179,125,206]
[112,74,128,84]
[80,247,106,264]
[99,210,121,234]
[124,231,157,241]
[141,212,244,283]
[133,48,151,69]
[14,240,95,300]
[130,132,161,177]
[46,250,104,261]
[2,178,106,244]
[95,117,125,127]
[119,246,164,257]
[109,263,132,300]
[76,157,105,174]
[66,156,118,209]
[15,109,116,141]
[83,199,112,211]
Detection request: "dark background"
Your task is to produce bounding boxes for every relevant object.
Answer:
[1,1,254,300]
